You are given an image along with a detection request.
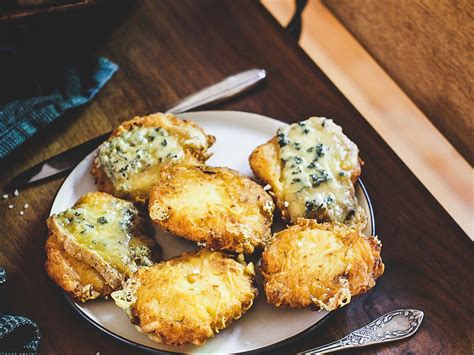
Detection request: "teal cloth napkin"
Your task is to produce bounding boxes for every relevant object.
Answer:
[0,56,118,159]
[0,268,40,353]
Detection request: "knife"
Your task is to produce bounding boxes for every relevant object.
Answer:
[7,68,266,189]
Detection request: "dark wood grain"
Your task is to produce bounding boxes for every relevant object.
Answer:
[0,0,97,22]
[0,1,472,354]
[324,0,474,165]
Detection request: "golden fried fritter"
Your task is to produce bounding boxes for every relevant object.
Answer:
[112,249,257,346]
[261,219,384,310]
[149,165,274,254]
[91,113,215,202]
[45,232,112,302]
[249,117,366,229]
[46,192,160,302]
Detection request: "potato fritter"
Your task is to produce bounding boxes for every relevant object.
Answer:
[149,165,274,254]
[249,117,366,229]
[45,232,113,302]
[91,112,215,202]
[46,192,160,302]
[112,249,257,346]
[261,219,384,310]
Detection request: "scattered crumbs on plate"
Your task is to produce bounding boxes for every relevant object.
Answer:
[13,189,19,197]
[2,194,8,199]
[19,211,24,216]
[8,204,13,209]
[263,184,271,191]
[24,203,29,209]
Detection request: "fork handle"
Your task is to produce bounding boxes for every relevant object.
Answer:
[297,309,424,354]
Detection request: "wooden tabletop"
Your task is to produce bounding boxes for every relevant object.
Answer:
[0,1,472,354]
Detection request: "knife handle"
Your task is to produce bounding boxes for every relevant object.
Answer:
[166,68,266,114]
[80,69,265,153]
[83,69,265,154]
[7,68,267,189]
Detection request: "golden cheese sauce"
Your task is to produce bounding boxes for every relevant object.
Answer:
[54,196,153,274]
[277,117,364,225]
[97,127,186,192]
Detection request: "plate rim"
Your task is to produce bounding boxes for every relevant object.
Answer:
[50,110,376,354]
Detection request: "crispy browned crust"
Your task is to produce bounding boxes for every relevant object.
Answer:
[91,113,216,202]
[249,137,362,223]
[130,249,257,346]
[45,192,160,302]
[261,219,384,310]
[47,213,123,289]
[148,165,274,254]
[249,137,290,220]
[45,232,113,302]
[90,160,115,198]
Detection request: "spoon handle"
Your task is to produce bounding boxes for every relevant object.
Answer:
[298,309,424,354]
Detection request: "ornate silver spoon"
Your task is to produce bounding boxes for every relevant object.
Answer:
[298,309,424,354]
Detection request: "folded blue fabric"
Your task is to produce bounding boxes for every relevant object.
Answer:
[0,56,118,159]
[0,268,40,353]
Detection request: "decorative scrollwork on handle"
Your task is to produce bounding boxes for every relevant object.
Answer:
[339,309,424,347]
[299,309,424,354]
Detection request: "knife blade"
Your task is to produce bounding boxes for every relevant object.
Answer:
[7,68,266,189]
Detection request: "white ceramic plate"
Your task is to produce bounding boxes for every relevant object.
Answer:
[50,111,374,354]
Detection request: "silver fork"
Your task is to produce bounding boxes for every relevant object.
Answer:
[298,309,424,354]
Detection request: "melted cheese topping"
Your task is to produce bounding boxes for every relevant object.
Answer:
[97,127,185,192]
[112,277,141,318]
[277,117,361,224]
[54,195,153,274]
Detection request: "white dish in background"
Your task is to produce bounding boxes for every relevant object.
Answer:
[50,111,374,354]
